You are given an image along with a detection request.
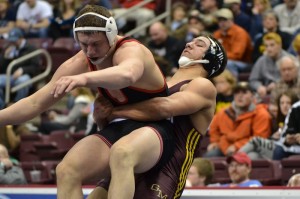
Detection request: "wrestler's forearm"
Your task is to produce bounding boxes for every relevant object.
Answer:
[84,63,142,90]
[0,97,42,126]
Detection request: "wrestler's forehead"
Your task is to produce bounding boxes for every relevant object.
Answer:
[194,36,210,46]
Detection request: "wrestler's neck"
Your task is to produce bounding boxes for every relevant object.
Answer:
[93,37,121,68]
[168,66,207,85]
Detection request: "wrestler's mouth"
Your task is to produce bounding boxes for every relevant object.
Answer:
[89,57,100,61]
[183,49,189,54]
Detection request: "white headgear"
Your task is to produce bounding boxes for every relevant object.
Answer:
[73,12,118,47]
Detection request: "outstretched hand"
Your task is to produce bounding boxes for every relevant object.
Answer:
[51,75,87,98]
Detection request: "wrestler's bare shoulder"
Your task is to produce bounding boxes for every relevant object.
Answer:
[114,37,151,57]
[186,77,216,95]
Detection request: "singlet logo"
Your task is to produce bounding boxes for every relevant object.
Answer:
[151,184,168,199]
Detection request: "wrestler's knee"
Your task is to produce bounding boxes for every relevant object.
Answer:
[56,160,80,183]
[110,143,135,168]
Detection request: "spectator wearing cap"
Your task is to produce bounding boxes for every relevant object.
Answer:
[222,152,263,187]
[249,32,292,101]
[0,0,15,39]
[15,0,52,38]
[205,82,271,158]
[0,28,39,106]
[240,90,299,160]
[213,8,253,78]
[224,0,251,33]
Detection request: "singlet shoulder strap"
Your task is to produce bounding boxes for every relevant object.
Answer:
[115,37,141,49]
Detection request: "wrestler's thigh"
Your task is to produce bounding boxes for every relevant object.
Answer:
[61,135,111,181]
[112,127,162,173]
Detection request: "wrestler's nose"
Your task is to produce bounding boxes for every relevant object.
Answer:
[86,45,96,56]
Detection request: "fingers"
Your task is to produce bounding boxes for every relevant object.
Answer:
[51,77,76,98]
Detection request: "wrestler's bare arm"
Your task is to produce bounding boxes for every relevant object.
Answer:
[0,51,89,126]
[111,78,216,121]
[52,44,146,97]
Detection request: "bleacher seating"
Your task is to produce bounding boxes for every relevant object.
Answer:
[20,161,59,184]
[209,158,284,186]
[33,130,77,161]
[210,157,231,184]
[19,134,44,162]
[250,159,282,185]
[281,157,300,185]
[27,37,54,49]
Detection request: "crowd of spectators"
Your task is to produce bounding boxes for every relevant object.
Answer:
[1,0,300,186]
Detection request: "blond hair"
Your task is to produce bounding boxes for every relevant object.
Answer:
[263,32,282,46]
[292,34,300,53]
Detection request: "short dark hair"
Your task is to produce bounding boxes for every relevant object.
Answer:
[75,5,111,29]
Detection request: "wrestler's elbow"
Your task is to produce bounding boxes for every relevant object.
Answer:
[156,99,174,119]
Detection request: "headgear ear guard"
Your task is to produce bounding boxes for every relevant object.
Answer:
[73,12,118,47]
[202,36,227,78]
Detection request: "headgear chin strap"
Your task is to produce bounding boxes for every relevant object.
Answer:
[178,56,209,68]
[73,12,118,47]
[90,44,116,65]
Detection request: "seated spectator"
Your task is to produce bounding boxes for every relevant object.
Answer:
[112,0,156,38]
[224,0,252,33]
[213,69,237,113]
[287,173,300,187]
[249,32,292,101]
[185,158,215,187]
[289,33,300,60]
[0,144,27,184]
[38,87,95,134]
[252,10,292,62]
[167,2,188,41]
[16,0,53,38]
[273,99,300,160]
[222,152,263,187]
[197,0,220,32]
[185,11,208,42]
[205,82,271,157]
[213,8,253,78]
[240,90,299,160]
[0,0,15,39]
[273,0,300,35]
[147,21,186,77]
[48,0,81,40]
[249,0,271,40]
[0,28,39,105]
[0,124,32,152]
[270,55,300,104]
